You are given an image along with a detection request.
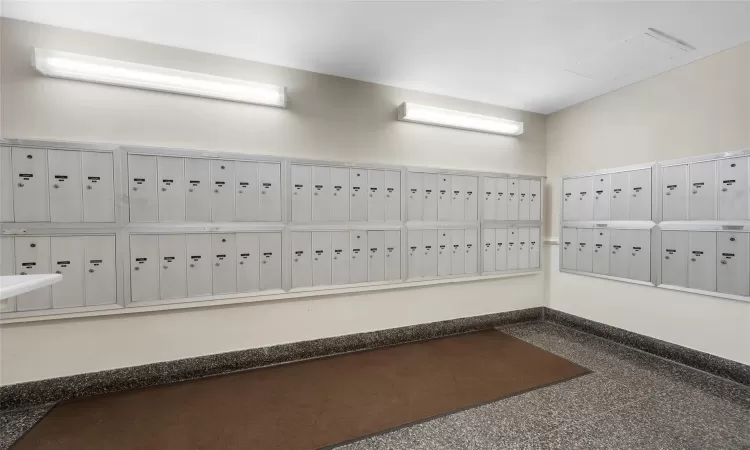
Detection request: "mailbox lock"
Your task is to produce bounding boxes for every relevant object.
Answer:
[221,165,226,169]
[692,190,697,194]
[53,184,60,189]
[632,194,636,197]
[190,264,195,268]
[722,188,728,192]
[87,185,92,190]
[666,192,671,196]
[26,154,32,159]
[161,187,167,192]
[313,192,317,196]
[214,189,220,193]
[20,272,27,275]
[134,266,140,271]
[189,188,194,192]
[691,258,696,262]
[352,193,355,197]
[730,237,736,242]
[240,261,245,265]
[215,262,220,266]
[162,265,168,269]
[665,256,669,260]
[133,187,138,191]
[17,183,24,187]
[721,260,727,265]
[222,239,227,243]
[89,269,95,273]
[333,256,337,260]
[56,270,62,274]
[262,260,267,264]
[239,190,244,194]
[30,243,36,248]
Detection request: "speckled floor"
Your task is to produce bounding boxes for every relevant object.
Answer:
[2,321,748,450]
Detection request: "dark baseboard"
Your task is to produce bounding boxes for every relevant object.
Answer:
[544,307,750,386]
[0,307,542,411]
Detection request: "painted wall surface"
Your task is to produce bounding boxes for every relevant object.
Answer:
[546,42,750,364]
[0,19,546,384]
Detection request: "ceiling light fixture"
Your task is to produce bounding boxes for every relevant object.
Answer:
[397,103,523,136]
[32,48,287,107]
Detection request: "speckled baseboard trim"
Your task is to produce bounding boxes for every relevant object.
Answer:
[0,307,542,411]
[543,308,750,386]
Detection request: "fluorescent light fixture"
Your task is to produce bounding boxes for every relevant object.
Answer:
[398,103,523,136]
[32,48,286,107]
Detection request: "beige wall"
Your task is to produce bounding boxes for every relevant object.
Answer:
[546,42,750,364]
[0,19,547,384]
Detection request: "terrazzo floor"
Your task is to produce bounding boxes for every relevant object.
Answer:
[2,321,748,449]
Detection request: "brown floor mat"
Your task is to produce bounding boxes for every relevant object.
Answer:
[14,329,589,450]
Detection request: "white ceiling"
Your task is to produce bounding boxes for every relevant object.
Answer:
[3,1,750,114]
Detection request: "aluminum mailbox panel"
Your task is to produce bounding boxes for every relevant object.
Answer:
[562,178,576,221]
[331,231,350,285]
[385,230,401,281]
[661,231,688,288]
[592,229,610,275]
[483,177,496,221]
[210,160,235,222]
[259,233,282,290]
[128,154,158,222]
[629,169,651,220]
[185,158,211,222]
[662,165,688,221]
[422,173,438,221]
[329,167,350,221]
[367,230,385,282]
[529,228,540,269]
[186,234,212,297]
[629,229,651,282]
[437,174,452,221]
[211,233,237,294]
[450,176,466,222]
[48,150,82,222]
[529,180,541,221]
[718,157,749,220]
[81,151,115,223]
[13,147,50,222]
[561,227,577,271]
[407,172,423,221]
[609,172,630,220]
[518,179,530,221]
[385,170,401,221]
[450,229,465,276]
[577,177,594,221]
[518,228,530,270]
[507,179,519,221]
[437,230,451,277]
[483,228,496,272]
[237,232,260,293]
[688,231,716,292]
[465,229,478,274]
[689,160,716,220]
[15,237,51,311]
[130,234,159,302]
[495,228,507,271]
[367,170,386,222]
[576,228,592,273]
[507,227,519,270]
[311,165,330,222]
[350,169,367,221]
[312,232,332,286]
[291,164,311,222]
[717,231,749,296]
[157,156,186,222]
[84,235,117,306]
[609,229,629,279]
[422,230,438,277]
[464,176,478,221]
[407,230,422,279]
[50,236,84,308]
[350,231,368,283]
[258,162,282,222]
[158,234,187,300]
[235,161,259,222]
[291,231,312,288]
[593,174,610,221]
[495,178,508,221]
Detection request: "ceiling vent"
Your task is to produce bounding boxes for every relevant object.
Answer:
[566,29,695,81]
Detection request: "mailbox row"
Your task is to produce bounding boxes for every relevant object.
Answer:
[1,235,117,313]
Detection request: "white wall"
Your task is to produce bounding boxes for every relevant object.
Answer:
[0,19,547,384]
[546,42,750,365]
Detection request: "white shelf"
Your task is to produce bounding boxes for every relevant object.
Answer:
[0,274,63,300]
